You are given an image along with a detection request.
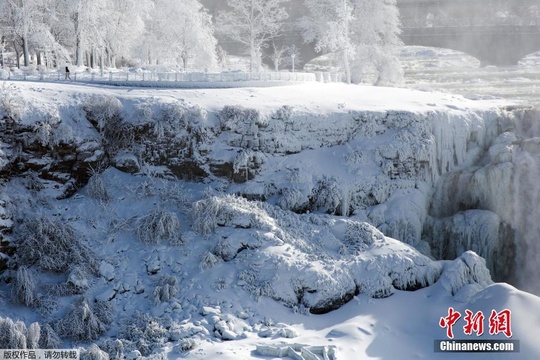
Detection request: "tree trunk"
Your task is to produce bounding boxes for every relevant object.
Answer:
[343,50,351,84]
[100,47,104,77]
[76,36,83,66]
[22,36,30,67]
[14,42,21,69]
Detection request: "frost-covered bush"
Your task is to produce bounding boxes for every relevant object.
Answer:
[272,105,293,122]
[55,298,108,341]
[16,217,97,273]
[277,188,309,212]
[192,195,271,235]
[33,120,55,147]
[100,339,125,360]
[343,221,384,254]
[27,322,40,349]
[83,95,123,132]
[118,313,167,357]
[200,252,221,270]
[153,275,179,304]
[0,82,23,123]
[11,266,38,306]
[310,176,342,214]
[136,209,181,245]
[87,170,109,201]
[141,101,189,139]
[0,317,16,348]
[30,115,73,148]
[39,324,61,349]
[102,116,135,153]
[67,266,91,293]
[157,180,192,211]
[185,105,213,143]
[81,344,110,360]
[233,149,255,175]
[217,105,262,131]
[93,300,115,326]
[176,338,197,352]
[50,266,92,296]
[0,318,41,349]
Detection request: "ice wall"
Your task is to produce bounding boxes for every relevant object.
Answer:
[428,109,540,294]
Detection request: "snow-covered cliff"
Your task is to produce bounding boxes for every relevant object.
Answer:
[0,81,538,358]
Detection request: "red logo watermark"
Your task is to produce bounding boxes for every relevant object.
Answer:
[439,308,512,339]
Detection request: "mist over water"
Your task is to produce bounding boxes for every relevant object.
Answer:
[513,148,540,294]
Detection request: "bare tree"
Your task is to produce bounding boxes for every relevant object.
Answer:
[217,0,289,72]
[270,42,287,71]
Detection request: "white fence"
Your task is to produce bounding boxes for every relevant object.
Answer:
[0,69,343,85]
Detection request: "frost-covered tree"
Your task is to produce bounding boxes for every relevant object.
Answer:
[1,0,43,67]
[142,0,217,70]
[67,0,108,67]
[39,324,61,349]
[11,266,37,307]
[55,298,107,341]
[299,0,403,84]
[216,0,289,72]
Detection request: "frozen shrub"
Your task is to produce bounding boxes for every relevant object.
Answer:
[52,123,74,146]
[158,181,192,210]
[343,221,384,254]
[118,313,166,356]
[277,188,308,212]
[100,339,125,360]
[82,95,123,132]
[136,209,180,245]
[81,344,110,360]
[94,300,115,326]
[192,197,223,236]
[0,82,23,123]
[102,116,135,153]
[66,266,91,293]
[0,317,16,348]
[153,275,179,304]
[212,238,236,261]
[11,266,37,306]
[55,297,107,341]
[10,324,27,349]
[33,120,54,147]
[217,105,262,131]
[176,338,197,352]
[87,171,109,201]
[135,103,154,124]
[160,102,185,126]
[39,324,61,349]
[310,176,342,214]
[233,149,254,175]
[272,105,293,122]
[192,195,270,235]
[27,322,40,349]
[199,252,221,270]
[185,105,214,143]
[16,217,97,273]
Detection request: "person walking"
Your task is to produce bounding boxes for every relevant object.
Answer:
[65,66,71,80]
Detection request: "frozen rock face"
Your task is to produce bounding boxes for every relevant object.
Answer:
[192,194,445,313]
[428,108,540,294]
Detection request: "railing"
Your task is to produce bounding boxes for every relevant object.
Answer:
[0,69,343,85]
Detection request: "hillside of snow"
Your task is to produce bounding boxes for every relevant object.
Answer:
[0,81,539,359]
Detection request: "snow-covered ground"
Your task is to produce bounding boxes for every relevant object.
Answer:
[0,79,539,360]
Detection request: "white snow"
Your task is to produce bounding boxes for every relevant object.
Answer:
[0,78,538,360]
